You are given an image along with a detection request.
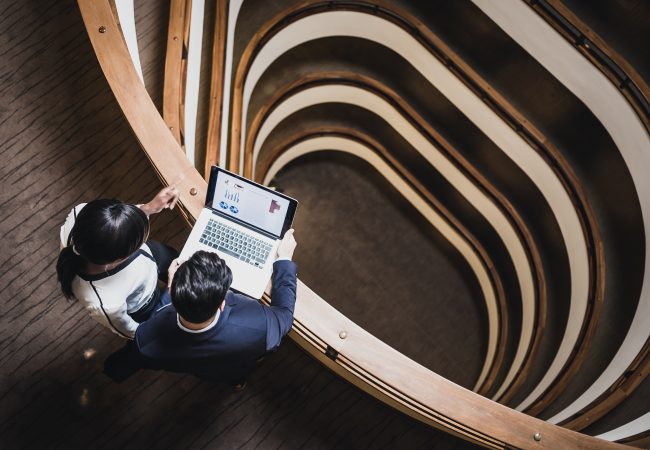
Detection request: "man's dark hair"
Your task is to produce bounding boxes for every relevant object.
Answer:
[172,251,233,323]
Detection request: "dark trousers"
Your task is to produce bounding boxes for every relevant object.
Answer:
[105,241,178,382]
[128,240,178,323]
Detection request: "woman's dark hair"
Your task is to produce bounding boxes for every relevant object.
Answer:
[171,251,232,323]
[56,200,149,299]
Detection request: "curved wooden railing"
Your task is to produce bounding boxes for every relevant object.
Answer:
[473,0,649,438]
[204,0,228,178]
[246,73,547,395]
[257,123,510,390]
[162,0,190,147]
[74,1,631,448]
[525,0,650,432]
[227,0,603,415]
[527,0,650,133]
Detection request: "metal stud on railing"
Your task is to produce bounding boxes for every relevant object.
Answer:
[533,432,542,442]
[339,331,347,339]
[98,26,106,33]
[190,188,197,196]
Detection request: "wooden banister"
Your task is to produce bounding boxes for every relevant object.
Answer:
[228,0,604,417]
[162,0,190,147]
[204,0,229,179]
[247,75,527,396]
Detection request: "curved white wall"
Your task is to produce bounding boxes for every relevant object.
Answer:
[237,10,588,401]
[264,136,497,390]
[252,84,533,390]
[472,0,650,424]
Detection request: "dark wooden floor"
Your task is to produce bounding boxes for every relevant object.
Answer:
[0,1,481,448]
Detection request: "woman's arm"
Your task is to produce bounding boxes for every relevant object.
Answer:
[138,184,180,217]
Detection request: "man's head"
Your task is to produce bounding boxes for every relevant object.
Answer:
[171,251,233,323]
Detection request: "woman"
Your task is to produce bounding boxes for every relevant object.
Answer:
[57,186,180,339]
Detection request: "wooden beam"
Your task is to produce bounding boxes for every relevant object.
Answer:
[163,0,191,147]
[204,0,229,179]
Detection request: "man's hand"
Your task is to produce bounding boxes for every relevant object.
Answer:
[276,229,297,260]
[167,257,185,288]
[140,183,180,216]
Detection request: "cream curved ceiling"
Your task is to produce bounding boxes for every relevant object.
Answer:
[251,84,533,390]
[472,0,650,426]
[236,9,589,402]
[264,134,498,388]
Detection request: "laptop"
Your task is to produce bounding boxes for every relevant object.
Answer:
[179,166,298,299]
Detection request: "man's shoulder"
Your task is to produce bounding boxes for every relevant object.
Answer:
[223,292,267,332]
[136,304,177,340]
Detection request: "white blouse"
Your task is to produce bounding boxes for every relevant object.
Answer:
[59,204,158,339]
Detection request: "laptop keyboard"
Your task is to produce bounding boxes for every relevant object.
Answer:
[199,219,273,269]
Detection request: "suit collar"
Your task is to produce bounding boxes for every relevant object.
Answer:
[175,291,236,334]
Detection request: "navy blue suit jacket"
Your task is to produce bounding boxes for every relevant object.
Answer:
[133,260,297,383]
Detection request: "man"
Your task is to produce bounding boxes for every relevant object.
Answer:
[107,230,297,386]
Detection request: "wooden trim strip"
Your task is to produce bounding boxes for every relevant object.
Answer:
[561,339,650,430]
[620,429,650,447]
[204,0,229,179]
[230,0,603,415]
[76,1,624,447]
[162,0,191,147]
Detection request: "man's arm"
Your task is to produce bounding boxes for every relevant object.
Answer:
[264,260,297,351]
[264,230,297,351]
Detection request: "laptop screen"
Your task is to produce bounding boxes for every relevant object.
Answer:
[206,167,297,238]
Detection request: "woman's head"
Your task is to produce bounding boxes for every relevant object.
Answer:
[71,200,149,264]
[57,200,149,298]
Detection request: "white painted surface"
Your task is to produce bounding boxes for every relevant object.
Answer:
[254,85,535,391]
[238,11,588,399]
[114,0,144,83]
[472,0,650,420]
[265,136,498,391]
[597,411,650,442]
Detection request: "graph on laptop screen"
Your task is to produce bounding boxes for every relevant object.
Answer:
[212,172,289,236]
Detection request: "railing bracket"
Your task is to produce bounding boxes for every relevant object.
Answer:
[325,345,339,361]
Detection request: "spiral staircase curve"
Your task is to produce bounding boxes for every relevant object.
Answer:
[75,0,650,447]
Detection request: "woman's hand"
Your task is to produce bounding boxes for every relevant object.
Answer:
[140,184,180,216]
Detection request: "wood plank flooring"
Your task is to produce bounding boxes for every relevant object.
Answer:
[0,0,480,448]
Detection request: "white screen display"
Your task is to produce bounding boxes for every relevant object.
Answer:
[211,172,290,236]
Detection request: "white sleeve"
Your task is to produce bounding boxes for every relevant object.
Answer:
[59,203,87,249]
[88,292,139,339]
[102,301,139,339]
[78,279,139,340]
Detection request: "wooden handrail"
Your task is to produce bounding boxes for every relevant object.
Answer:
[76,0,625,448]
[475,0,649,431]
[162,0,190,147]
[257,125,509,392]
[528,0,650,132]
[561,339,650,430]
[246,74,542,396]
[228,0,605,416]
[204,0,229,178]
